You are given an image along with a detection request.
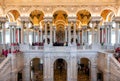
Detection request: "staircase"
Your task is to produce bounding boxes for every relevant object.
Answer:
[0,52,24,81]
[97,51,120,81]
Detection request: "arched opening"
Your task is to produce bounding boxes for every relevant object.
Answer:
[97,69,103,81]
[28,10,44,45]
[101,9,115,45]
[77,58,90,81]
[30,58,43,81]
[5,10,20,44]
[54,58,67,81]
[53,10,68,45]
[76,10,91,46]
[17,71,22,81]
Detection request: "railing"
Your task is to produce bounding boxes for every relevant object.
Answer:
[0,52,24,81]
[109,56,120,81]
[0,57,6,63]
[0,56,12,81]
[97,51,120,81]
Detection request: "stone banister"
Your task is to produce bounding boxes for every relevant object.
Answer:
[110,56,120,81]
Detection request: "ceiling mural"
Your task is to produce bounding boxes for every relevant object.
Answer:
[7,10,20,22]
[53,10,68,25]
[30,10,44,25]
[101,9,114,22]
[77,10,91,26]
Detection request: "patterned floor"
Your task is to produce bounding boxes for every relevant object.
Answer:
[32,69,90,81]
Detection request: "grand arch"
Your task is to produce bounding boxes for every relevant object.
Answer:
[52,8,69,16]
[28,7,45,16]
[5,8,21,16]
[100,7,117,16]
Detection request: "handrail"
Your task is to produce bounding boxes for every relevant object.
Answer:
[0,56,11,71]
[108,56,120,80]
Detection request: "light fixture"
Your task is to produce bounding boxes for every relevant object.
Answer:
[28,22,32,28]
[112,21,116,28]
[5,22,9,28]
[88,22,92,28]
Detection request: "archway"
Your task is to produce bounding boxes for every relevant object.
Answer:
[54,58,67,81]
[76,10,91,45]
[77,58,90,81]
[101,9,115,45]
[53,10,68,44]
[5,10,20,44]
[28,10,44,44]
[30,58,43,81]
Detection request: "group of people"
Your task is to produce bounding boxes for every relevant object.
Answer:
[1,43,21,57]
[32,42,44,46]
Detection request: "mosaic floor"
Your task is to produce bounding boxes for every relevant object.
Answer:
[31,69,90,81]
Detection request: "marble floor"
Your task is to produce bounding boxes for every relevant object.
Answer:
[31,69,90,81]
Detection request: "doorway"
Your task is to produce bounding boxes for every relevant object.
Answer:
[77,58,90,81]
[30,58,43,81]
[54,59,67,81]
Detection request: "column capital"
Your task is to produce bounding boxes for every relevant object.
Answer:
[104,22,113,26]
[0,17,6,23]
[9,22,17,27]
[90,16,102,23]
[44,16,52,23]
[68,16,76,23]
[20,16,30,23]
[81,25,87,30]
[113,16,120,23]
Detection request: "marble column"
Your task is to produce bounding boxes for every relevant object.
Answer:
[53,26,56,43]
[115,22,119,44]
[73,23,76,45]
[27,28,29,44]
[108,26,112,44]
[91,65,97,81]
[45,23,48,45]
[40,28,43,43]
[44,55,51,81]
[105,26,108,45]
[92,23,95,45]
[9,27,12,44]
[65,26,68,42]
[2,22,6,44]
[0,17,6,45]
[78,28,80,44]
[13,27,16,43]
[97,25,100,44]
[17,28,20,43]
[69,57,77,81]
[68,24,71,46]
[50,23,53,45]
[20,16,30,44]
[101,26,104,44]
[37,29,39,42]
[113,17,120,44]
[91,16,101,48]
[20,21,24,44]
[22,65,30,81]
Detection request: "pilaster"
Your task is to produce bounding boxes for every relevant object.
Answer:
[90,16,101,49]
[0,17,6,44]
[20,16,30,44]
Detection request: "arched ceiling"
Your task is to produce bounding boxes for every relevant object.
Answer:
[53,10,68,25]
[77,10,91,26]
[101,9,115,22]
[7,10,20,22]
[30,10,44,25]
